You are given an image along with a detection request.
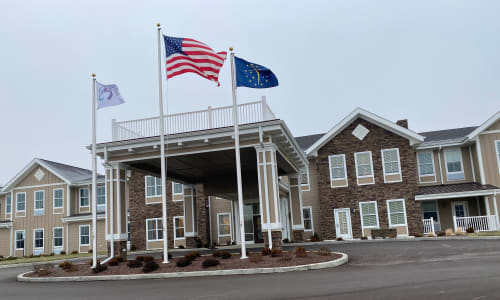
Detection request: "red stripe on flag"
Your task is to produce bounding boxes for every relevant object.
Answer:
[166,55,223,67]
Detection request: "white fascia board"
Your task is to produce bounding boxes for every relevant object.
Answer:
[0,222,13,228]
[305,108,425,156]
[62,214,105,223]
[415,189,500,201]
[466,111,500,141]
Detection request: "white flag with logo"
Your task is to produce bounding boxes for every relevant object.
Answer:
[96,81,125,109]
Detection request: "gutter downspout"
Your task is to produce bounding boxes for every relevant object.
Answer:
[437,145,444,185]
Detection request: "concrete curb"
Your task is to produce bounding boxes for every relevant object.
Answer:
[0,255,106,270]
[17,252,348,282]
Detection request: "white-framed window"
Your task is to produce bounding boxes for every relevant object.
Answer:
[495,140,500,174]
[5,194,11,214]
[217,213,231,237]
[387,199,407,227]
[300,169,310,191]
[422,200,439,223]
[354,151,374,184]
[79,225,90,246]
[417,151,435,176]
[444,148,464,181]
[172,182,184,196]
[15,230,25,250]
[381,148,401,179]
[145,176,162,197]
[146,218,163,241]
[16,192,26,213]
[328,154,348,187]
[79,188,89,208]
[359,201,379,229]
[34,190,45,216]
[53,188,64,209]
[174,216,185,240]
[97,186,106,212]
[33,228,44,250]
[53,227,63,249]
[302,207,313,231]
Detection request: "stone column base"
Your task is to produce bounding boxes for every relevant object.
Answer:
[264,231,283,249]
[108,240,128,260]
[292,230,305,242]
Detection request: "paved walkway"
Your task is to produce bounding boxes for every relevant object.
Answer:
[2,239,500,299]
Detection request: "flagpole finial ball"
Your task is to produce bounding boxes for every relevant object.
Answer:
[157,23,161,28]
[229,47,233,52]
[92,73,96,78]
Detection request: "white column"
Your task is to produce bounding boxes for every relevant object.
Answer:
[494,192,499,229]
[485,196,491,215]
[475,137,486,184]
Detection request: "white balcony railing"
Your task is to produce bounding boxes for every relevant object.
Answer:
[111,97,276,141]
[423,218,436,235]
[453,215,499,233]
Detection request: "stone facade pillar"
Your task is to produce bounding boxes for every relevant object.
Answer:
[289,174,305,242]
[255,144,282,249]
[105,164,129,257]
[185,184,209,248]
[183,185,198,248]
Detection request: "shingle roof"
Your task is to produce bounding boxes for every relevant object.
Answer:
[39,159,104,183]
[416,182,498,195]
[295,133,325,150]
[418,126,478,147]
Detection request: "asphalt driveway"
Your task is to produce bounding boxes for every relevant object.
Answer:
[2,239,500,300]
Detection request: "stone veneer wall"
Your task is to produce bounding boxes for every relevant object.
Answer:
[128,168,184,250]
[316,118,422,240]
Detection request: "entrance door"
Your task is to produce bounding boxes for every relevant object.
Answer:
[452,202,469,218]
[334,208,353,239]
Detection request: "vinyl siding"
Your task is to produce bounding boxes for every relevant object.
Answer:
[0,229,10,256]
[301,158,320,239]
[479,127,500,187]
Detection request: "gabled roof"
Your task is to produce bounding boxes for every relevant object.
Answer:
[295,133,325,151]
[305,108,425,156]
[466,110,500,140]
[418,126,477,148]
[2,158,104,192]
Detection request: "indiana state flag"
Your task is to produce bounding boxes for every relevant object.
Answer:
[235,56,279,88]
[96,81,125,109]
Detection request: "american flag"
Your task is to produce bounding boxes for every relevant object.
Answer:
[163,35,227,85]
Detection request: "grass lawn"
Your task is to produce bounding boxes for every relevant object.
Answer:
[0,252,106,266]
[467,231,500,237]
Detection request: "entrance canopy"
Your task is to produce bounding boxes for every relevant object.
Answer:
[415,182,499,201]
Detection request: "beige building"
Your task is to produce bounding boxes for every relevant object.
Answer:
[0,159,106,257]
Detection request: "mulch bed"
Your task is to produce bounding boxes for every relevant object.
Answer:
[26,251,341,278]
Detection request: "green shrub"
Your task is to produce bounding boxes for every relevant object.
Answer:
[184,251,200,262]
[142,261,159,273]
[92,263,107,274]
[127,260,143,268]
[201,258,220,268]
[466,227,475,234]
[311,232,323,242]
[176,257,192,267]
[271,248,282,257]
[261,248,271,256]
[295,247,307,258]
[318,247,332,256]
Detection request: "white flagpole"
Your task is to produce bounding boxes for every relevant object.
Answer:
[157,23,169,264]
[229,48,247,259]
[91,73,98,268]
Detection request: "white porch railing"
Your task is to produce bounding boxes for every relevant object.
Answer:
[453,215,499,233]
[111,97,276,141]
[423,218,435,235]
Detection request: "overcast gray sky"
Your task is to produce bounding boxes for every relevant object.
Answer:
[1,0,499,184]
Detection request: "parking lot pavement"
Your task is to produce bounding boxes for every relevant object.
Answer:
[2,239,500,300]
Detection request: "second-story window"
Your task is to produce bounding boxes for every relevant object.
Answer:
[355,151,374,184]
[381,148,401,176]
[97,186,105,212]
[34,191,44,216]
[53,189,63,209]
[80,188,89,207]
[6,194,11,214]
[16,193,26,212]
[173,182,184,195]
[145,176,162,197]
[444,149,464,181]
[328,154,348,188]
[417,151,434,176]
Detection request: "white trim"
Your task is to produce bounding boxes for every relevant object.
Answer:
[300,168,310,191]
[333,208,353,239]
[354,151,375,185]
[217,212,232,238]
[172,182,184,197]
[116,167,122,236]
[359,201,380,229]
[466,110,500,140]
[416,150,436,183]
[33,228,44,255]
[105,233,129,240]
[15,192,26,213]
[451,201,469,218]
[305,108,425,156]
[146,217,163,242]
[15,230,25,251]
[66,184,70,217]
[415,189,499,201]
[443,148,465,181]
[2,159,71,192]
[476,137,486,184]
[495,140,500,175]
[173,216,185,240]
[328,154,348,188]
[145,175,162,198]
[386,199,408,229]
[78,187,90,209]
[33,190,45,216]
[52,227,64,251]
[52,188,64,212]
[302,206,313,232]
[12,182,66,191]
[481,129,500,135]
[261,222,282,230]
[62,213,105,223]
[5,194,12,216]
[79,224,90,248]
[469,145,476,182]
[381,148,402,183]
[270,147,280,227]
